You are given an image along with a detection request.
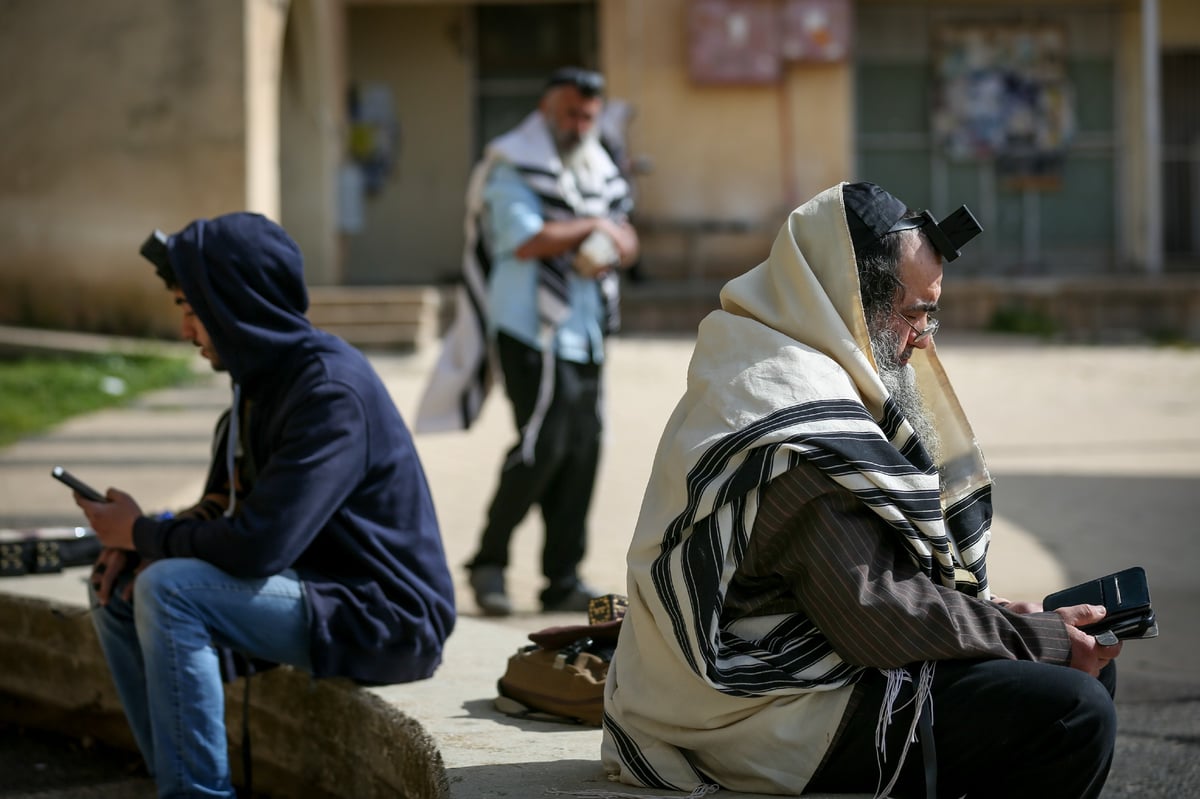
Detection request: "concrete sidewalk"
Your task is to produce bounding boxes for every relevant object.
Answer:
[3,330,1199,797]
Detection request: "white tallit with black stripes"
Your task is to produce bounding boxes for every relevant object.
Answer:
[602,184,993,796]
[415,110,631,441]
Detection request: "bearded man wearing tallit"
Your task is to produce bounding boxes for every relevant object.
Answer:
[601,182,1120,799]
[417,67,638,617]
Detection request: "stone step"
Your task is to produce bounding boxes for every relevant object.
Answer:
[617,276,1200,342]
[307,286,436,305]
[306,275,1200,350]
[307,286,440,350]
[314,322,426,346]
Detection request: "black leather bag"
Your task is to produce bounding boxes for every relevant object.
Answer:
[0,527,102,576]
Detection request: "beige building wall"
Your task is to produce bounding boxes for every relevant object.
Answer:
[3,0,1198,337]
[0,1,247,336]
[1161,0,1200,48]
[278,0,346,286]
[602,0,853,281]
[341,3,472,285]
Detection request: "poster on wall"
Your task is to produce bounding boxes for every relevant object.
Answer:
[688,0,852,84]
[347,82,400,196]
[780,0,852,63]
[932,23,1075,189]
[688,0,781,84]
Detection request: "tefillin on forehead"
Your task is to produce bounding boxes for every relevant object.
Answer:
[544,66,605,98]
[140,229,176,287]
[843,181,983,262]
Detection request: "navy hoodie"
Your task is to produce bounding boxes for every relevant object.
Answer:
[131,212,456,685]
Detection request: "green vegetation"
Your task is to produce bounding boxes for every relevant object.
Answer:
[1146,326,1194,348]
[0,353,197,446]
[986,305,1059,338]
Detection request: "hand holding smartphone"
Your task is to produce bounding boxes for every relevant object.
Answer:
[1043,566,1158,646]
[51,466,109,503]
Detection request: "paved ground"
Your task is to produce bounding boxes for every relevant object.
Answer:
[2,330,1199,797]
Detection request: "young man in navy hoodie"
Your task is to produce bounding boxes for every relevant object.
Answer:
[71,212,456,797]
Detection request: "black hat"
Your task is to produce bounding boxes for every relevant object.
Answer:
[544,66,605,98]
[843,181,982,262]
[139,229,176,287]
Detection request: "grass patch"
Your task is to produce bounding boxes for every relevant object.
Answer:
[987,305,1059,338]
[0,353,197,446]
[1146,327,1195,348]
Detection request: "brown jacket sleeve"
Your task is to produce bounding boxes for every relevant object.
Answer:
[727,460,1071,669]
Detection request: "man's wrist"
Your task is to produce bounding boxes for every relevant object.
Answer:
[131,514,163,558]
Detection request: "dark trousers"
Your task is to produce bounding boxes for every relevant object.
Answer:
[805,659,1118,799]
[470,333,603,600]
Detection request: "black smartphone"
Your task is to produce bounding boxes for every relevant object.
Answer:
[1043,566,1158,645]
[50,466,108,503]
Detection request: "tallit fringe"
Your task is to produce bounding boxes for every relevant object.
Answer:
[873,662,935,799]
[546,783,719,798]
[518,336,558,466]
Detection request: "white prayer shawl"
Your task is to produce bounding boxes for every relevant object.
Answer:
[602,184,993,796]
[415,111,631,440]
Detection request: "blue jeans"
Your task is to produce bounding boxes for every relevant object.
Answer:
[89,557,312,798]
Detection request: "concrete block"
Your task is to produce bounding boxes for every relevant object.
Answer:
[0,591,448,799]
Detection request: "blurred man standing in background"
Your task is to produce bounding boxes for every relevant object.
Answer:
[418,67,638,616]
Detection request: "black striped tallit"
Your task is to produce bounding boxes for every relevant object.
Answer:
[652,395,991,697]
[602,182,995,797]
[414,110,631,436]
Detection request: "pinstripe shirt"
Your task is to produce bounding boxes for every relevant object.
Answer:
[724,460,1072,668]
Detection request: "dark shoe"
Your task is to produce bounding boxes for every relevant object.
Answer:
[541,581,599,614]
[469,565,512,617]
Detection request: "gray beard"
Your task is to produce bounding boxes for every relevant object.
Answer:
[870,326,942,464]
[560,132,599,174]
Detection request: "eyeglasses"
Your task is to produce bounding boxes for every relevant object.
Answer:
[894,311,940,344]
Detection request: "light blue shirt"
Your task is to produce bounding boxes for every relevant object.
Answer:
[482,162,606,365]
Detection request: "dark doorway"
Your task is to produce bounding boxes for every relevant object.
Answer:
[473,2,598,155]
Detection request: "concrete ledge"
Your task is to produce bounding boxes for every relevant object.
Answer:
[0,589,448,799]
[225,670,448,799]
[0,324,193,360]
[0,575,873,799]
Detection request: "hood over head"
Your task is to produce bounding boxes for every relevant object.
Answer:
[149,212,311,386]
